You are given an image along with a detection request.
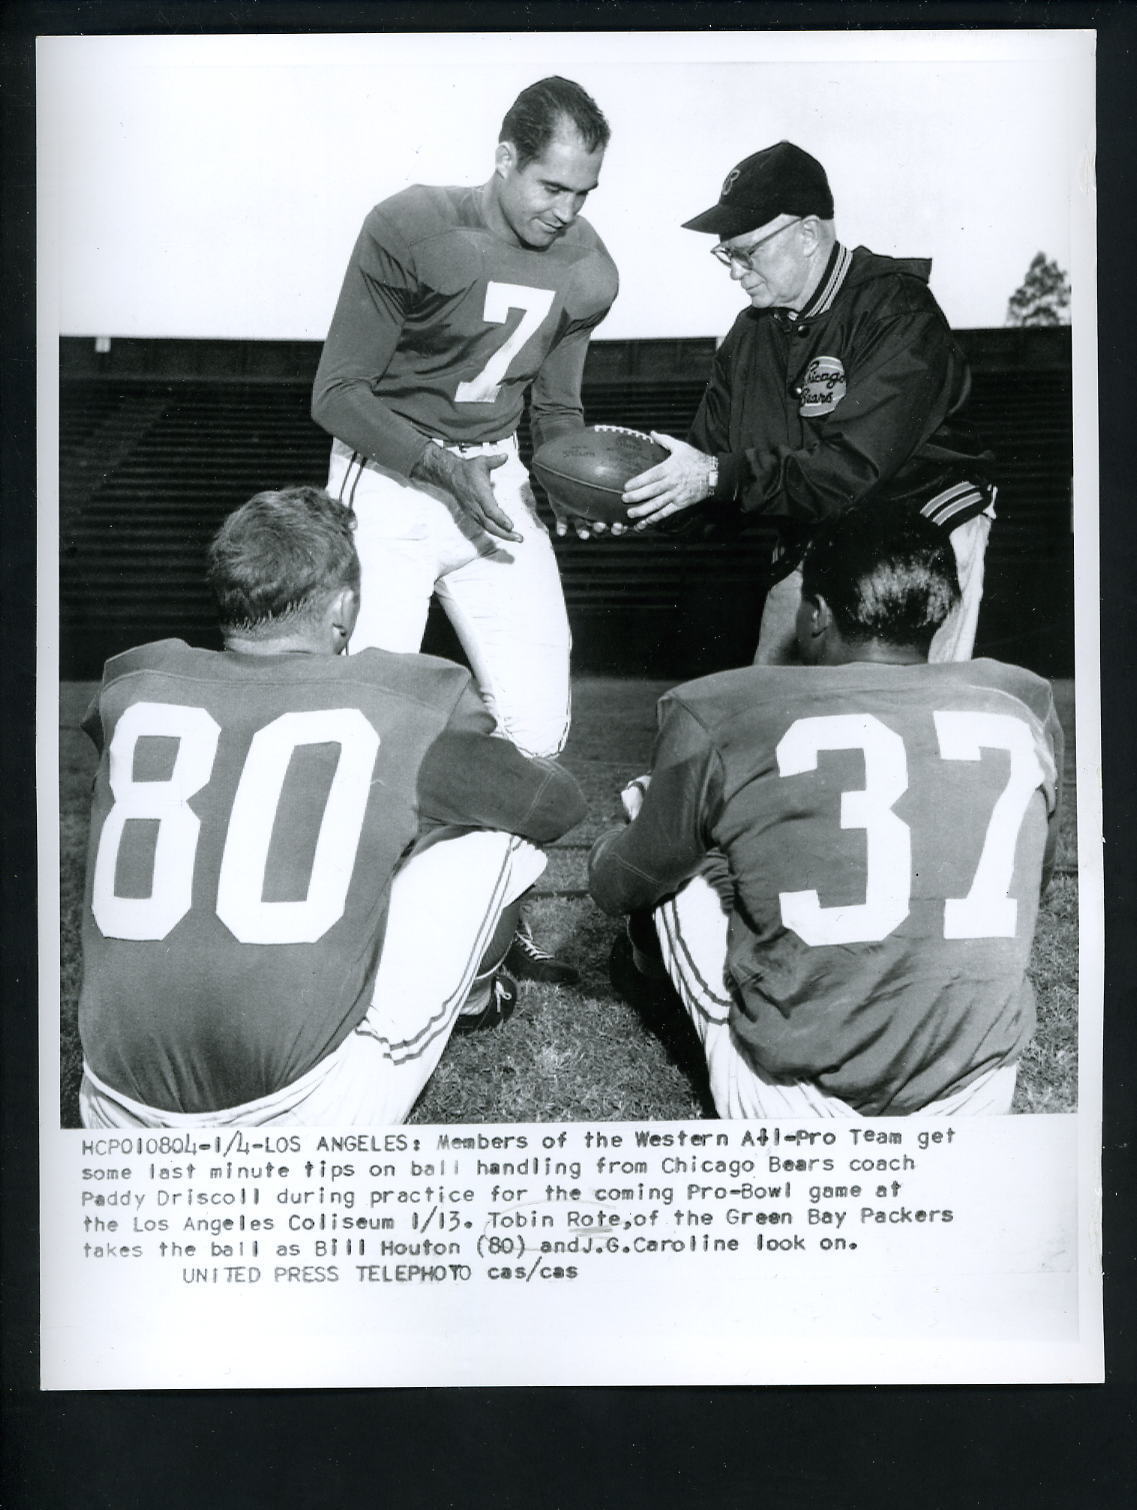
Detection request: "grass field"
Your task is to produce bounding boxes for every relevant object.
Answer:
[57,676,1080,1126]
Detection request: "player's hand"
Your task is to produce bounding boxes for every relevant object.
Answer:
[414,445,520,542]
[448,453,521,542]
[620,774,651,821]
[622,432,713,529]
[553,511,628,542]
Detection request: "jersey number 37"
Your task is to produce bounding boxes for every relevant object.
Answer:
[775,710,1049,947]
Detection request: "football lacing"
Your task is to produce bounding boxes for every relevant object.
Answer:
[592,424,652,440]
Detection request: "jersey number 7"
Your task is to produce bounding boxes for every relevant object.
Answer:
[454,282,556,404]
[775,710,1049,947]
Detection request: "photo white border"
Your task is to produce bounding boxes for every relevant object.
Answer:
[36,27,1103,1390]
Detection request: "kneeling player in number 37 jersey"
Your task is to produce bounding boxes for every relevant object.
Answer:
[590,500,1062,1118]
[77,486,585,1128]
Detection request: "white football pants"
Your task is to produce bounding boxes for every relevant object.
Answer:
[753,511,994,666]
[79,833,546,1128]
[328,434,571,759]
[653,873,1018,1118]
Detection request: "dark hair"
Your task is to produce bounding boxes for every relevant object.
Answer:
[499,76,610,168]
[207,486,359,636]
[799,500,960,651]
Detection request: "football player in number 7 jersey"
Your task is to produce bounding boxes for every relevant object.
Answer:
[589,500,1063,1117]
[312,76,619,987]
[78,487,586,1127]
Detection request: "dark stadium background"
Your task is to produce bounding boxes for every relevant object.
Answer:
[59,326,1072,683]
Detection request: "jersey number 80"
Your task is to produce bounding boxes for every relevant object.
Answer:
[91,701,379,946]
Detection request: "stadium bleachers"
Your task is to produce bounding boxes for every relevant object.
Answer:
[59,331,1073,679]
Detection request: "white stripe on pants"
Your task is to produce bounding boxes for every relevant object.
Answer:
[753,511,993,666]
[328,436,571,758]
[79,832,546,1128]
[654,873,1017,1118]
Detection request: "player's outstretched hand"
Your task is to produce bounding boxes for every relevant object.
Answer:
[622,432,713,529]
[413,446,520,542]
[449,453,521,542]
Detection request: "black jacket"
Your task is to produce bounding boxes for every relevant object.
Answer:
[690,243,995,564]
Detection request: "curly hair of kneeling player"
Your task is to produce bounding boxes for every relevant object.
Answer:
[799,499,961,653]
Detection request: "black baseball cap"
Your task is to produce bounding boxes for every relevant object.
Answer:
[682,141,834,239]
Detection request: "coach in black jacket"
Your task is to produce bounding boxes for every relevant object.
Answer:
[621,141,996,664]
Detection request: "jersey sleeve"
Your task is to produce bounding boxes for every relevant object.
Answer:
[434,676,499,738]
[589,695,724,915]
[81,691,103,751]
[82,640,192,752]
[311,207,437,478]
[528,323,594,451]
[529,242,618,452]
[1032,681,1065,893]
[687,321,739,461]
[416,734,586,844]
[412,665,584,840]
[966,660,1064,893]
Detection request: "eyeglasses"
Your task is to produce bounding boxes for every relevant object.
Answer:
[711,218,803,271]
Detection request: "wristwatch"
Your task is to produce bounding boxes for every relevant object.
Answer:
[704,456,719,499]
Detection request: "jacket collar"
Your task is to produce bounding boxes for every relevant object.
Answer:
[796,241,853,320]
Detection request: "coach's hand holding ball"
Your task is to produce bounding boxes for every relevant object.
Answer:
[532,425,669,540]
[622,432,716,529]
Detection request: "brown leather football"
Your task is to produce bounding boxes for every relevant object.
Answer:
[531,426,667,524]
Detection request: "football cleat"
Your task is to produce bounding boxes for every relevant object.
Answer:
[504,917,580,986]
[454,966,519,1033]
[608,927,680,1013]
[625,910,669,980]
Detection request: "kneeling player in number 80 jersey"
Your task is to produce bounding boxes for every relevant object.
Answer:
[77,487,586,1127]
[589,501,1063,1118]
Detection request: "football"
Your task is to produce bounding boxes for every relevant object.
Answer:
[531,425,668,524]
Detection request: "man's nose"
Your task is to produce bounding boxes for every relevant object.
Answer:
[552,193,580,225]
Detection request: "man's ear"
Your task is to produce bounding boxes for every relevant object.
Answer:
[494,141,515,178]
[329,585,359,654]
[802,591,830,640]
[800,216,822,254]
[794,587,829,666]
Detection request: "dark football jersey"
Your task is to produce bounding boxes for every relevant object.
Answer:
[312,184,620,476]
[590,659,1063,1114]
[78,641,584,1113]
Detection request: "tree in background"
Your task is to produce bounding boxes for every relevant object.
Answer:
[1005,252,1071,326]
